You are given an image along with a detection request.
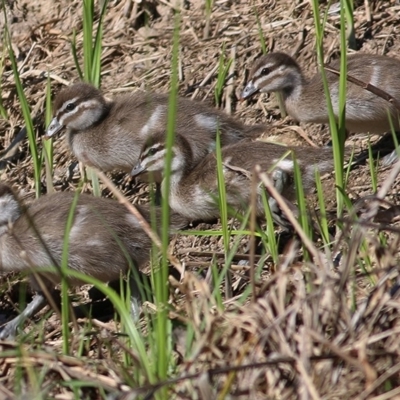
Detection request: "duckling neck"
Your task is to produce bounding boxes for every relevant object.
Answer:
[281,71,310,121]
[66,102,135,170]
[283,68,331,124]
[162,138,194,199]
[161,168,184,202]
[281,81,301,100]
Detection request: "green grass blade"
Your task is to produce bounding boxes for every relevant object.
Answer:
[253,6,267,54]
[367,141,378,192]
[260,189,279,264]
[0,49,8,119]
[214,47,233,108]
[91,0,108,87]
[311,0,346,225]
[215,129,232,301]
[314,168,330,246]
[152,9,182,389]
[4,23,41,197]
[43,75,54,193]
[82,0,94,82]
[293,154,312,261]
[60,186,83,355]
[343,0,356,49]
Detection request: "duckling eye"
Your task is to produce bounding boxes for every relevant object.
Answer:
[261,67,270,75]
[148,148,158,157]
[66,103,76,111]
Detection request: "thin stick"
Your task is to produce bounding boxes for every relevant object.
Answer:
[324,65,400,112]
[176,249,264,262]
[190,64,219,100]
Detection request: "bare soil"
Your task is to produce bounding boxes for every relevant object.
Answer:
[1,0,400,398]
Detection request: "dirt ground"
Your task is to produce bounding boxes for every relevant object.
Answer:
[1,0,400,398]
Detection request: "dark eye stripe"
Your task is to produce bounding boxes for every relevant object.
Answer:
[59,96,79,113]
[143,143,164,158]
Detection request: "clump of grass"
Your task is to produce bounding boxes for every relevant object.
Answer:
[214,47,233,108]
[71,0,108,87]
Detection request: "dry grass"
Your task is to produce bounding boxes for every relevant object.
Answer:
[1,0,400,398]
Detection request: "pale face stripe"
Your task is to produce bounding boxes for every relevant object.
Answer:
[58,99,102,125]
[255,62,275,79]
[142,148,167,171]
[59,96,79,113]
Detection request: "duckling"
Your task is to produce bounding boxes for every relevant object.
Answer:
[242,52,400,133]
[0,183,187,339]
[45,82,268,175]
[242,52,400,164]
[131,131,336,228]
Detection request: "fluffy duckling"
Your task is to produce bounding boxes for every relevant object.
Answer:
[242,52,400,164]
[131,131,336,228]
[0,183,187,339]
[45,82,268,174]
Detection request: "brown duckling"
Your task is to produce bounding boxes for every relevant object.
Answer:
[0,183,187,339]
[242,52,400,164]
[242,52,400,133]
[131,131,336,228]
[45,82,268,175]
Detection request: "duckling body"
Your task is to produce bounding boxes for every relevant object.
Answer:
[242,52,400,134]
[46,83,267,174]
[0,184,187,338]
[131,131,335,227]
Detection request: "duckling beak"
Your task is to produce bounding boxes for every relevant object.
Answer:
[131,162,146,177]
[241,80,259,100]
[45,117,63,139]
